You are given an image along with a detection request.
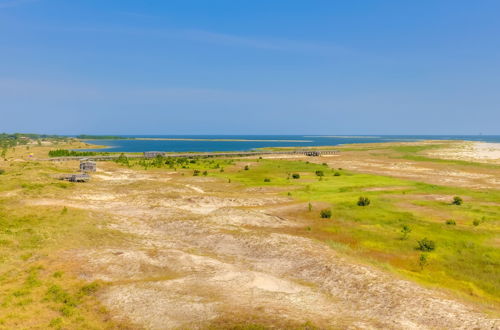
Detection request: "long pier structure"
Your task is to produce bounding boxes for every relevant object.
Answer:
[48,149,339,161]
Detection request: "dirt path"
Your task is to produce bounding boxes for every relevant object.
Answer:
[32,166,498,329]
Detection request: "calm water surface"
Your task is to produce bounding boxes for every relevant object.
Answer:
[80,135,500,153]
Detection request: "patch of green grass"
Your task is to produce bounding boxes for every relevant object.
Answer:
[217,158,500,307]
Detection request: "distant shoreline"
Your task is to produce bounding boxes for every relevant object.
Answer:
[131,138,312,142]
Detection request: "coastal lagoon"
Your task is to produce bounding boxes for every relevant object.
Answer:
[80,135,500,152]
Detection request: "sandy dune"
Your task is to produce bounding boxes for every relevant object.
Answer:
[34,166,498,329]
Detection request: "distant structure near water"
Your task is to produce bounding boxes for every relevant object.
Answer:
[144,151,165,158]
[304,151,321,157]
[80,160,97,172]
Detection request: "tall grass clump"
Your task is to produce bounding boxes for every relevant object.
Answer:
[357,196,370,206]
[320,209,332,219]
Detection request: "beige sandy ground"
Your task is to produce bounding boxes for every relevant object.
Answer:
[24,165,499,329]
[312,142,500,190]
[428,142,500,164]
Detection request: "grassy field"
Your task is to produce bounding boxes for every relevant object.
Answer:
[117,152,500,311]
[206,158,500,310]
[0,146,130,329]
[0,139,499,327]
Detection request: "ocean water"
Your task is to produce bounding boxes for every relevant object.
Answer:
[80,135,500,153]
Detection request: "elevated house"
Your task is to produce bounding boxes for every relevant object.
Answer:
[80,160,97,172]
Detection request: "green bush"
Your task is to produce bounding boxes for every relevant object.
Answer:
[244,165,250,170]
[315,170,324,177]
[333,172,341,176]
[452,196,463,205]
[401,225,412,240]
[419,253,428,270]
[292,173,300,179]
[472,219,480,226]
[202,171,208,176]
[263,178,271,182]
[320,209,332,219]
[417,238,436,251]
[48,149,101,157]
[445,219,456,225]
[193,170,200,176]
[79,282,100,296]
[357,196,370,206]
[0,169,5,175]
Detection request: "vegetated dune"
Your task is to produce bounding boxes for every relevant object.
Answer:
[31,165,497,329]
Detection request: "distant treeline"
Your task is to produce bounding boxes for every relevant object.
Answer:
[48,149,108,157]
[77,135,128,140]
[0,133,68,148]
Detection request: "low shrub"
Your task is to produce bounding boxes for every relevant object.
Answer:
[333,172,341,176]
[263,178,271,182]
[193,170,200,176]
[320,209,332,219]
[401,224,412,240]
[357,196,370,206]
[244,165,250,170]
[79,282,100,296]
[445,219,456,225]
[417,238,436,251]
[315,170,324,177]
[292,173,300,179]
[419,253,428,270]
[472,219,480,226]
[0,169,4,175]
[202,171,208,176]
[452,196,463,205]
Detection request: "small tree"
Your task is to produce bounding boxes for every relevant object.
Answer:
[320,209,332,219]
[417,238,436,252]
[292,173,300,179]
[419,253,428,270]
[401,225,412,240]
[357,196,370,206]
[452,196,463,205]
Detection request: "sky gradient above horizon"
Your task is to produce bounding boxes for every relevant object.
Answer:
[1,0,499,135]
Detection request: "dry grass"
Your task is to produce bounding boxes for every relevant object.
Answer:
[0,140,498,329]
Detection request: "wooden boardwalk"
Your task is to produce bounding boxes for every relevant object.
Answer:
[48,149,339,161]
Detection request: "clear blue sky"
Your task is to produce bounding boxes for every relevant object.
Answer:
[1,0,499,135]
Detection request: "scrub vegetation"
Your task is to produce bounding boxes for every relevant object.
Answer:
[0,137,498,327]
[209,158,500,308]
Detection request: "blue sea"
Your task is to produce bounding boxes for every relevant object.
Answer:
[79,135,500,153]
